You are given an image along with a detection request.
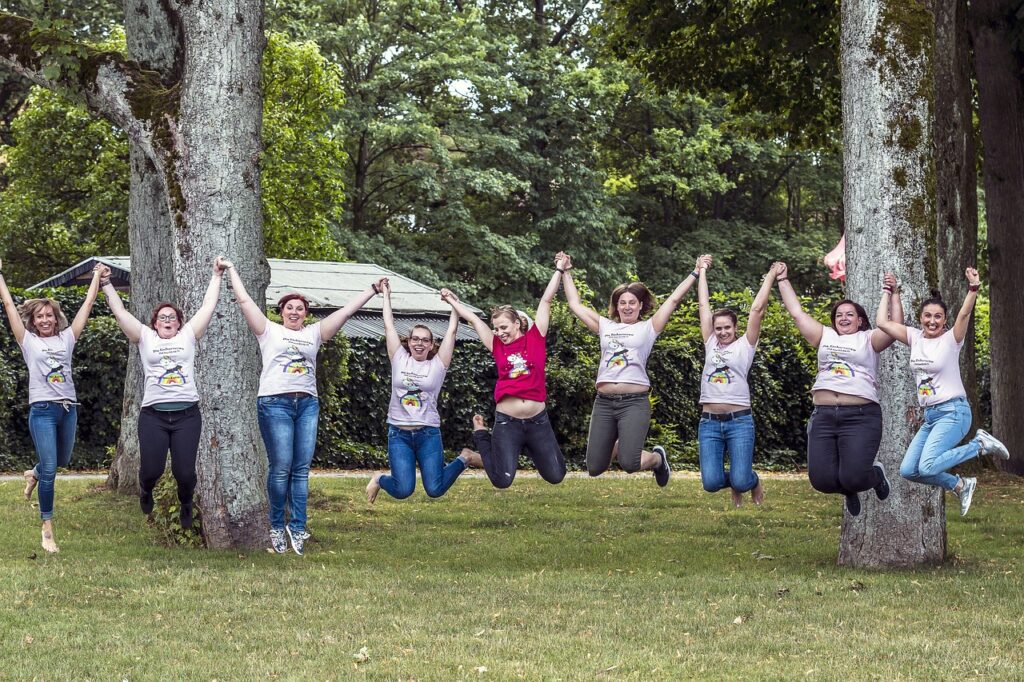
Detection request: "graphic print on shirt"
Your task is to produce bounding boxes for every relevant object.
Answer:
[44,356,67,383]
[605,339,630,369]
[282,345,312,374]
[917,376,936,397]
[824,351,855,377]
[508,352,530,379]
[705,350,733,384]
[157,355,187,386]
[400,376,424,410]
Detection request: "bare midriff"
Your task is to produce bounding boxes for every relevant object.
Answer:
[496,396,546,418]
[700,402,748,414]
[812,389,873,406]
[596,382,648,396]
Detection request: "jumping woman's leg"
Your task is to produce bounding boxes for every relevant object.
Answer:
[476,413,525,489]
[288,396,320,534]
[835,404,884,494]
[698,417,728,492]
[417,427,466,498]
[724,415,758,493]
[28,402,64,552]
[167,406,201,527]
[522,411,566,484]
[379,426,418,500]
[612,395,652,474]
[806,407,844,493]
[256,396,295,532]
[585,395,618,476]
[917,398,976,480]
[138,407,172,513]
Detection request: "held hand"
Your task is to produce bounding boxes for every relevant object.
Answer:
[965,267,980,286]
[882,272,897,291]
[554,252,570,271]
[214,256,232,274]
[697,254,712,271]
[94,264,112,280]
[439,287,460,304]
[381,278,392,296]
[774,261,789,282]
[373,277,388,295]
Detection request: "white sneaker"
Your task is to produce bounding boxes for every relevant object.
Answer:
[269,528,288,554]
[957,477,977,517]
[976,429,1009,460]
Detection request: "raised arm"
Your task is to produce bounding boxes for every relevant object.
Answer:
[0,258,27,343]
[437,307,459,368]
[952,267,980,344]
[874,272,908,344]
[651,255,709,334]
[775,262,824,347]
[697,256,713,342]
[745,262,779,345]
[69,265,103,339]
[320,279,384,342]
[560,252,600,334]
[381,279,401,360]
[99,265,144,344]
[226,265,268,336]
[440,288,493,352]
[188,257,229,340]
[533,255,566,337]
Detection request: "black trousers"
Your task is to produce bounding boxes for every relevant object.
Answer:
[806,403,883,495]
[472,410,566,489]
[138,404,201,504]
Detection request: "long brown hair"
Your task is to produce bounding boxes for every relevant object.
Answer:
[401,324,439,359]
[607,282,657,322]
[18,298,69,335]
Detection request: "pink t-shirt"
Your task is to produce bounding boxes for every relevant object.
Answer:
[811,328,880,403]
[699,335,756,407]
[492,325,547,403]
[387,347,447,427]
[906,328,966,406]
[257,320,323,397]
[137,323,200,407]
[595,317,659,388]
[19,328,77,404]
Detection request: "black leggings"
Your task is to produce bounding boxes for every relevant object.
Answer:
[806,403,883,495]
[138,404,201,504]
[472,410,566,489]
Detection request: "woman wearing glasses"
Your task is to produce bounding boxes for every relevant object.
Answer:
[100,258,229,529]
[366,279,477,503]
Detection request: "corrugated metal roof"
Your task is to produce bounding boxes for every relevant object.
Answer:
[29,256,481,340]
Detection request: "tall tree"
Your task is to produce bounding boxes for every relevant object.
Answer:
[0,0,271,548]
[840,0,944,566]
[970,0,1024,475]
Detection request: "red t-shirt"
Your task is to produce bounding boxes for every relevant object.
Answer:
[492,325,547,403]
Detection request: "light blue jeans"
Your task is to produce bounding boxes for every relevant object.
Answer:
[380,425,466,499]
[257,395,319,532]
[27,402,78,520]
[900,396,978,492]
[698,413,759,493]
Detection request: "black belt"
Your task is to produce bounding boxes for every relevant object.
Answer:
[701,409,751,421]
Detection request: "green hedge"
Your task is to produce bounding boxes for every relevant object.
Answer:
[0,287,994,472]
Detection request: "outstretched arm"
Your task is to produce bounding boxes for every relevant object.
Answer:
[321,279,384,342]
[381,279,401,360]
[0,258,26,343]
[745,263,779,345]
[441,288,494,352]
[69,265,103,339]
[775,262,824,347]
[226,265,269,336]
[560,253,600,334]
[651,255,709,334]
[952,267,980,344]
[99,265,144,344]
[533,256,565,337]
[437,307,459,368]
[188,257,229,340]
[697,257,713,342]
[874,273,908,344]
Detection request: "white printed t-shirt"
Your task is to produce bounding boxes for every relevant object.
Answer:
[811,327,880,403]
[20,328,77,404]
[699,335,756,407]
[595,317,659,388]
[137,323,200,407]
[257,320,323,397]
[906,327,966,406]
[387,347,447,427]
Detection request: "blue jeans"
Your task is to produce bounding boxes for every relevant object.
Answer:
[257,395,319,532]
[698,414,758,493]
[27,402,78,520]
[380,425,466,499]
[901,396,978,492]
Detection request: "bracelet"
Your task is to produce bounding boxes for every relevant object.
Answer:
[556,268,565,273]
[100,279,112,287]
[371,283,380,295]
[882,288,892,294]
[690,270,700,279]
[777,277,788,282]
[968,284,980,291]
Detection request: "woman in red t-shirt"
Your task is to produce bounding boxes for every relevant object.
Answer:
[441,256,567,488]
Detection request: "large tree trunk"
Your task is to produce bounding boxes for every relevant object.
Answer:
[174,1,270,548]
[839,0,945,567]
[933,0,978,428]
[970,0,1024,475]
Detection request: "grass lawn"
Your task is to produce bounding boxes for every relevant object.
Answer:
[1,474,1022,680]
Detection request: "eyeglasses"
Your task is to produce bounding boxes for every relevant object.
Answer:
[157,314,178,322]
[409,336,433,344]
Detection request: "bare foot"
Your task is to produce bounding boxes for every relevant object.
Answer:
[23,469,38,500]
[471,414,486,431]
[41,520,59,553]
[460,448,483,468]
[730,488,743,508]
[751,481,765,506]
[366,473,383,504]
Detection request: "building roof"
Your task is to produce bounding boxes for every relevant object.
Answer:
[30,257,482,341]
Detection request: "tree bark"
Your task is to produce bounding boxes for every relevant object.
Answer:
[970,0,1024,475]
[933,0,978,429]
[839,0,945,566]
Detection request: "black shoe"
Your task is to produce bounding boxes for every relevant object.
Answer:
[180,499,194,529]
[652,445,670,487]
[874,463,890,501]
[140,489,154,515]
[844,493,861,516]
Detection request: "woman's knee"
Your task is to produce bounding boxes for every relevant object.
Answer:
[808,469,840,494]
[701,470,726,493]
